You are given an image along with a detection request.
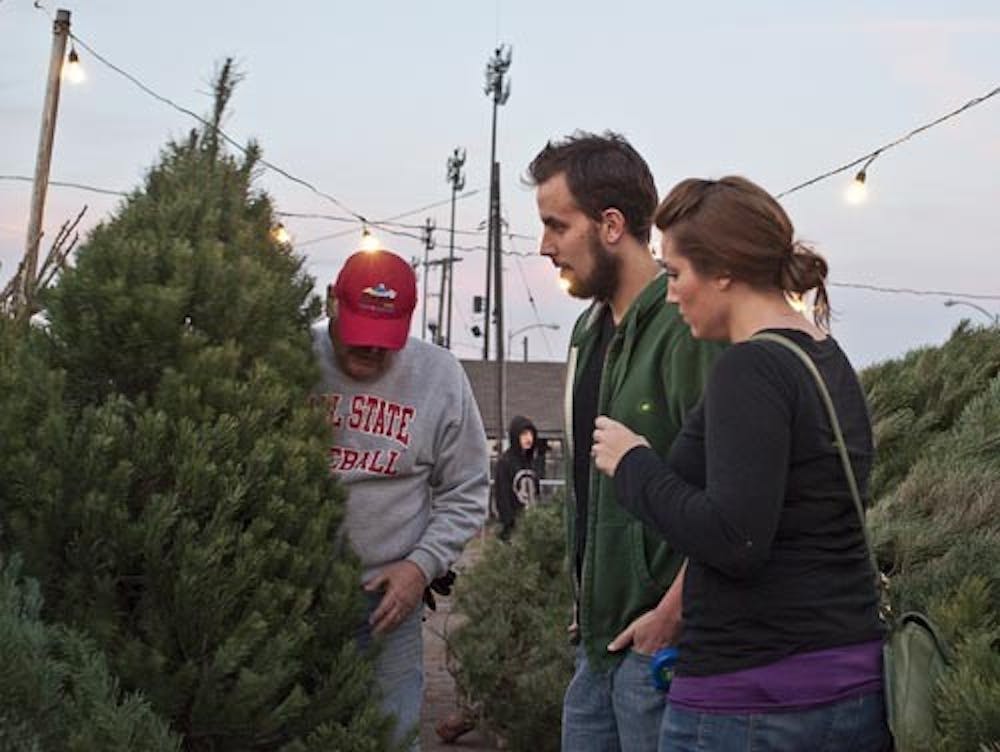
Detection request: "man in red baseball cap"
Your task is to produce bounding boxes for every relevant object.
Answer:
[312,244,488,751]
[326,249,418,381]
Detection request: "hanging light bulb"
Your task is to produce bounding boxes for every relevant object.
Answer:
[844,169,868,205]
[63,45,86,84]
[271,222,291,245]
[557,274,571,293]
[359,227,382,253]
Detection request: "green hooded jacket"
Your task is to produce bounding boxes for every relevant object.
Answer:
[564,272,721,672]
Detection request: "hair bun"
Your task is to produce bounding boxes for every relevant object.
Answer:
[779,242,828,295]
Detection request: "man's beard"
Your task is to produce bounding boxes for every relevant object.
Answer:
[568,230,621,302]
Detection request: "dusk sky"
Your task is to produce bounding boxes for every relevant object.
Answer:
[3,0,999,366]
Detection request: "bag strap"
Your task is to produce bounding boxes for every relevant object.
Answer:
[750,332,882,585]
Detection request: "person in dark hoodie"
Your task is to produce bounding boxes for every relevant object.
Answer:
[494,415,542,540]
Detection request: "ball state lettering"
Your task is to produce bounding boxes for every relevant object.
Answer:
[315,393,414,447]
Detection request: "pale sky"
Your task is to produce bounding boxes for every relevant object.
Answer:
[2,0,999,367]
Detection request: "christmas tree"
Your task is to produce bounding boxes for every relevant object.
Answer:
[0,61,393,750]
[449,503,573,751]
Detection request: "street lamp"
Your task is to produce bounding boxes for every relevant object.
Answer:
[507,323,560,362]
[500,323,559,452]
[943,299,999,326]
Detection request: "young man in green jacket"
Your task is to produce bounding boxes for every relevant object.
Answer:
[528,132,720,752]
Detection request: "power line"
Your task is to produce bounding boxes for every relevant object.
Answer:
[506,225,556,357]
[777,82,1000,198]
[275,211,356,225]
[379,190,482,223]
[830,280,1000,301]
[291,190,484,247]
[0,174,126,197]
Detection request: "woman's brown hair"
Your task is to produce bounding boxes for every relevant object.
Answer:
[654,176,831,329]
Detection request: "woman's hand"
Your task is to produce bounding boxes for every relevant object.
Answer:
[592,416,649,477]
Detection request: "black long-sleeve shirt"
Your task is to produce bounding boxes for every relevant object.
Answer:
[616,329,883,677]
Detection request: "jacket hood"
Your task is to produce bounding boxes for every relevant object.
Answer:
[507,415,537,457]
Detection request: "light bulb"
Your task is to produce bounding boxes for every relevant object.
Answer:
[557,275,571,293]
[359,228,382,253]
[271,223,291,245]
[64,46,86,84]
[845,169,868,205]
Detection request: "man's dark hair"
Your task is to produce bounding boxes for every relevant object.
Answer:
[526,130,657,244]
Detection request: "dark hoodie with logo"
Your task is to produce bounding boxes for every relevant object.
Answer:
[495,415,541,538]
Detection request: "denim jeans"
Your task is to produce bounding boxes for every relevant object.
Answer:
[562,646,666,752]
[661,691,891,752]
[358,594,424,752]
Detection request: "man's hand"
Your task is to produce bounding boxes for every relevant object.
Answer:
[364,560,428,636]
[592,415,650,477]
[606,607,682,656]
[607,563,686,655]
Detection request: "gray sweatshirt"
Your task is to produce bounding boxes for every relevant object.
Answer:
[311,322,489,584]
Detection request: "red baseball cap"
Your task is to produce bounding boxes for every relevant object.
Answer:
[332,250,417,350]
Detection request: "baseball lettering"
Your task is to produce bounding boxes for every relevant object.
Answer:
[317,391,414,477]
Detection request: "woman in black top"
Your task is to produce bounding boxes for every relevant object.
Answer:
[592,176,889,751]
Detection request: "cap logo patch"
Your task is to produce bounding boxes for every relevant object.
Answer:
[360,282,398,313]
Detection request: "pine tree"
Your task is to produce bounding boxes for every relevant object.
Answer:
[0,554,181,752]
[448,502,573,751]
[0,62,393,750]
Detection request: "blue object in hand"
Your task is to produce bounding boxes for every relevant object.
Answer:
[650,646,679,691]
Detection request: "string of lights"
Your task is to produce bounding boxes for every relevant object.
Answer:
[277,205,538,242]
[305,220,537,258]
[295,217,537,257]
[288,190,484,247]
[65,31,370,222]
[0,173,526,255]
[777,82,1000,199]
[35,0,994,211]
[5,174,998,302]
[11,11,1000,308]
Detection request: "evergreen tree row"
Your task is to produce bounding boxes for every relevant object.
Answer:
[864,322,1000,751]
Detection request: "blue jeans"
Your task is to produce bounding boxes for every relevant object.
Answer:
[357,594,424,752]
[662,691,891,752]
[562,647,666,752]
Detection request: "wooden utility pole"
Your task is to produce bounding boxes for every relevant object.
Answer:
[20,9,71,310]
[425,257,461,345]
[420,217,436,341]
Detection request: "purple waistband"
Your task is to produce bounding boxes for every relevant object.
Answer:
[668,640,883,714]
